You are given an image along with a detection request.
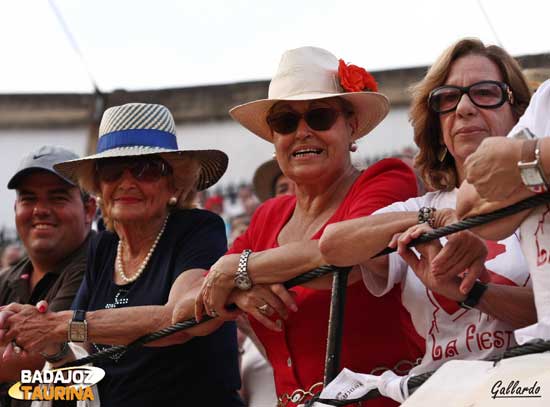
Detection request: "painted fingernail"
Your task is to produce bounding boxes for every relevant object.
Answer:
[37,304,46,313]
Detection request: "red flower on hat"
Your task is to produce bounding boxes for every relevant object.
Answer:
[338,59,378,92]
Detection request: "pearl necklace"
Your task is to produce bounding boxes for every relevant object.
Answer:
[116,215,169,284]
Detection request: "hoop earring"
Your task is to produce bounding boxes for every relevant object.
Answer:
[168,196,178,206]
[438,146,448,162]
[349,142,358,152]
[96,196,102,205]
[272,151,276,159]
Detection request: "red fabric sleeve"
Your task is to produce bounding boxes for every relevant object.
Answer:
[346,158,418,219]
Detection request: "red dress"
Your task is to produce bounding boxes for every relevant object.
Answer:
[229,159,425,406]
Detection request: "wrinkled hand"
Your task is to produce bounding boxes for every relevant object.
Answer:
[431,229,488,295]
[0,301,52,358]
[228,284,297,332]
[172,289,236,337]
[464,137,524,201]
[390,223,478,301]
[195,254,241,321]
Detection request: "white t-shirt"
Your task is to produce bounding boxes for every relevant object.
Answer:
[361,189,531,374]
[508,79,550,139]
[506,78,550,342]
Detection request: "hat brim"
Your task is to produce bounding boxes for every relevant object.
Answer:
[53,147,228,193]
[7,166,77,190]
[229,91,390,142]
[252,159,283,202]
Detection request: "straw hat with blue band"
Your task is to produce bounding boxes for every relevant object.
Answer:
[54,103,228,194]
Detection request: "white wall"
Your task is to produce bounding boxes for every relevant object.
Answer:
[0,106,415,230]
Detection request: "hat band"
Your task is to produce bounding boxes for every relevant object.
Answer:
[97,129,178,153]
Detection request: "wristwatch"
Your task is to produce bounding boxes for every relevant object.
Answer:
[458,281,488,310]
[516,130,548,193]
[234,249,253,290]
[68,310,87,342]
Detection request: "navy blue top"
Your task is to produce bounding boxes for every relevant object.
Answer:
[72,209,243,407]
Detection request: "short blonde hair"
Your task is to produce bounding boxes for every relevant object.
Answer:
[410,38,531,191]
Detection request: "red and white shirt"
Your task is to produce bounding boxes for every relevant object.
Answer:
[362,189,531,374]
[508,79,550,342]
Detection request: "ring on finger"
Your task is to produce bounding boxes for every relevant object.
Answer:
[12,341,22,354]
[210,309,218,317]
[257,304,270,315]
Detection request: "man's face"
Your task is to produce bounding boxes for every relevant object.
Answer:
[15,171,93,264]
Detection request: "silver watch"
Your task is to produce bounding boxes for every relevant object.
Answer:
[517,135,548,193]
[234,249,253,290]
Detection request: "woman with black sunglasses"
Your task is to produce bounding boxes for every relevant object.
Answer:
[318,38,536,398]
[0,103,244,407]
[180,46,425,407]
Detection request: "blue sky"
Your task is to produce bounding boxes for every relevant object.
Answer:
[1,0,548,93]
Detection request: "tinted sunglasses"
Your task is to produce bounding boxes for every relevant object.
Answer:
[428,80,514,114]
[266,107,343,134]
[96,157,172,183]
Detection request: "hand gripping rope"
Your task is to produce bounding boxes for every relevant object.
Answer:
[62,192,550,405]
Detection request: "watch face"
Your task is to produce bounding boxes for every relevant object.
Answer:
[520,166,544,186]
[235,275,252,290]
[70,322,87,342]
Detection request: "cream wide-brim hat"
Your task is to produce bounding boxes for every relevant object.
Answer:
[230,46,390,142]
[54,103,228,194]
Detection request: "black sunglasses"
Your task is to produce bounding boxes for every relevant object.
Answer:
[266,107,343,135]
[96,157,172,183]
[428,80,514,114]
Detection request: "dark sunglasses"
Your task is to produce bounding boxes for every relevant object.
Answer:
[96,157,172,183]
[266,107,343,135]
[428,80,514,114]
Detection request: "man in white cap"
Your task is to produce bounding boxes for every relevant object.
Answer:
[0,145,96,406]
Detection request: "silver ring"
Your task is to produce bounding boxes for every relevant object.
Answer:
[258,304,270,314]
[12,341,22,354]
[210,309,218,317]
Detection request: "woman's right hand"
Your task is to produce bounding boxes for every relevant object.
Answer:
[228,284,297,332]
[391,223,467,302]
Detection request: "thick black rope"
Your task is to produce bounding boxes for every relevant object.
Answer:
[375,192,550,257]
[62,265,350,368]
[63,192,550,368]
[306,339,550,406]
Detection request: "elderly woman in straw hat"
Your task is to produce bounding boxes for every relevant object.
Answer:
[178,47,424,407]
[0,103,244,406]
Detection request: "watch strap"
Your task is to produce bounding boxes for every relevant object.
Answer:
[458,281,488,310]
[234,249,253,290]
[73,309,86,322]
[520,138,537,163]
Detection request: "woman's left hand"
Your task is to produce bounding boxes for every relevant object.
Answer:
[228,284,297,331]
[195,254,242,321]
[0,303,59,355]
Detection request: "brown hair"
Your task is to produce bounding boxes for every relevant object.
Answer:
[410,38,531,191]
